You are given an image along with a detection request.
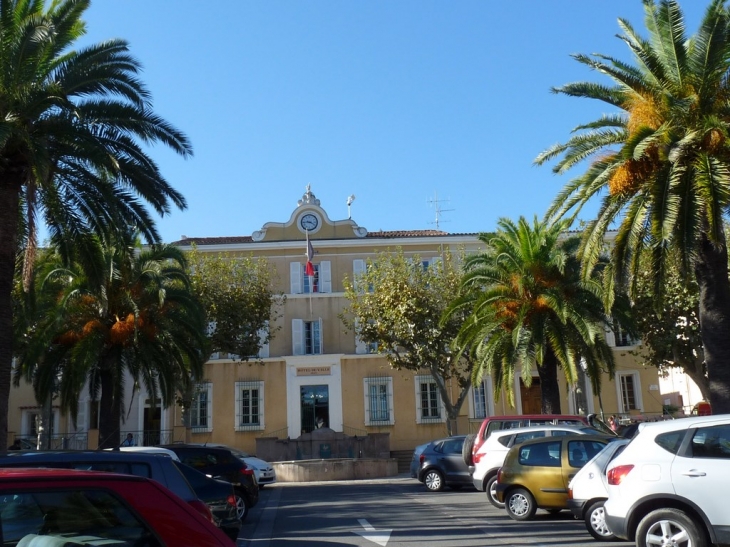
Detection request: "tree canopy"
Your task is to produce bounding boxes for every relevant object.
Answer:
[447,217,616,413]
[536,0,730,412]
[341,248,476,435]
[0,0,192,451]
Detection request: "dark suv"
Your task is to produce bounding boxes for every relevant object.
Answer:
[0,450,232,531]
[161,444,259,521]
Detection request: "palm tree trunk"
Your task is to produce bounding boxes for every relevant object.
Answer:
[538,349,562,414]
[694,232,730,414]
[98,354,122,448]
[0,176,23,455]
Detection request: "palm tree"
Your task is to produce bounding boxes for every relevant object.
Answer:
[16,231,207,448]
[0,0,192,450]
[535,0,730,413]
[448,217,615,413]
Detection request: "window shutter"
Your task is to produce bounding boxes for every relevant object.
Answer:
[605,324,616,347]
[353,259,366,292]
[258,323,269,358]
[320,261,332,293]
[317,318,323,354]
[387,378,395,423]
[258,383,265,430]
[363,379,370,424]
[354,319,367,355]
[292,319,304,355]
[290,262,303,294]
[74,399,88,433]
[206,385,213,431]
[234,384,241,428]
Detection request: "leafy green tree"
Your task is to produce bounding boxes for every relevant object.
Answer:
[535,0,730,413]
[15,232,207,448]
[341,249,476,436]
[0,0,191,451]
[448,217,616,413]
[186,247,284,360]
[632,248,709,401]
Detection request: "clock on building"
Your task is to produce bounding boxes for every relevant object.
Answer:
[299,213,319,231]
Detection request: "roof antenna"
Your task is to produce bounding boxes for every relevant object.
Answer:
[428,193,453,229]
[346,194,356,219]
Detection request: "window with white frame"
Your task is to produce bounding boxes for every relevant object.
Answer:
[355,320,379,355]
[472,381,488,419]
[352,259,375,293]
[605,320,638,347]
[235,380,265,431]
[415,375,444,423]
[292,318,323,355]
[363,377,394,426]
[190,383,213,432]
[291,261,331,294]
[617,372,642,413]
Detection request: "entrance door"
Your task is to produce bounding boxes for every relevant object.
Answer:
[143,406,161,446]
[300,385,329,434]
[520,377,542,414]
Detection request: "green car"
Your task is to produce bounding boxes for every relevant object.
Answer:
[495,434,616,521]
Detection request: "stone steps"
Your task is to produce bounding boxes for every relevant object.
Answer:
[391,449,414,474]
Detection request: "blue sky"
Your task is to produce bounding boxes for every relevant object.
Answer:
[78,1,707,242]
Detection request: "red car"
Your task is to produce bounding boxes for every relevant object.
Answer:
[0,468,235,547]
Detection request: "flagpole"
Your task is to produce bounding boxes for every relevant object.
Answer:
[306,229,313,316]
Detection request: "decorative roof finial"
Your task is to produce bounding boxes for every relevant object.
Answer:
[297,184,320,207]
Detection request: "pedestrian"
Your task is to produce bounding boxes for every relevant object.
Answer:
[8,439,21,451]
[609,415,619,432]
[120,433,136,447]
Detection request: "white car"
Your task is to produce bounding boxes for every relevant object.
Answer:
[200,443,277,487]
[604,415,730,547]
[471,423,607,508]
[567,438,629,541]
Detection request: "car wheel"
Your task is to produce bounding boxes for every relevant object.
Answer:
[423,469,445,492]
[234,492,249,521]
[485,475,504,509]
[505,487,536,521]
[462,434,476,466]
[635,508,706,547]
[584,500,615,541]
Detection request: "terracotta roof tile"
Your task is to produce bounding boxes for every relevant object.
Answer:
[171,229,464,246]
[365,230,450,238]
[171,236,253,246]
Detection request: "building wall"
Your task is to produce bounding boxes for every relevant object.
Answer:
[6,188,664,454]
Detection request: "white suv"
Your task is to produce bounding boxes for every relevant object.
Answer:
[472,424,606,507]
[604,415,730,547]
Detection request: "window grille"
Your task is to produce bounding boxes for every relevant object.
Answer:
[364,376,394,426]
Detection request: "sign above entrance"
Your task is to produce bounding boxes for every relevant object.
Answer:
[297,366,331,376]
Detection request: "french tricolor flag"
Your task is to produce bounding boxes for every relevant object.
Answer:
[305,231,315,277]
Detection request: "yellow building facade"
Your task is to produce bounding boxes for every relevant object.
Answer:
[7,187,664,453]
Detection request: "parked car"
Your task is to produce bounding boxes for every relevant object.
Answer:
[463,413,612,467]
[495,434,616,521]
[416,435,472,492]
[102,446,239,538]
[604,415,730,547]
[409,442,429,479]
[161,444,259,521]
[200,443,277,488]
[567,438,629,541]
[173,461,241,540]
[472,424,606,508]
[0,450,200,509]
[0,467,234,546]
